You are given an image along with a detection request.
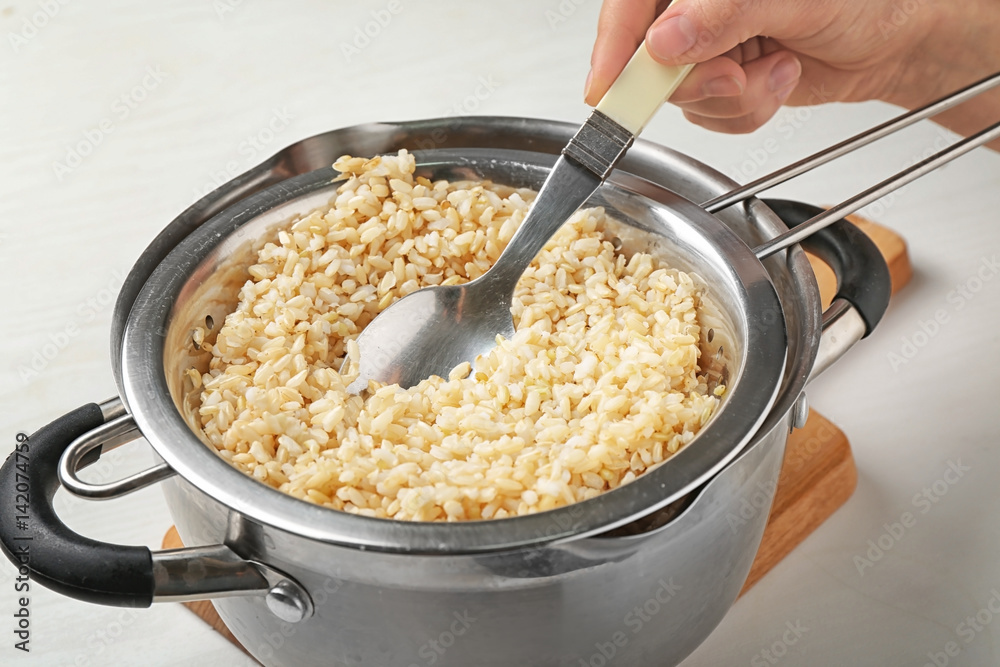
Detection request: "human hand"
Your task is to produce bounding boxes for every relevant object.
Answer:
[586,0,1000,139]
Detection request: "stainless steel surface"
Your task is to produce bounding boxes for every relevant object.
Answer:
[99,396,129,421]
[702,69,1000,213]
[122,148,787,553]
[151,544,270,601]
[562,109,634,178]
[347,111,636,392]
[345,154,602,392]
[809,298,869,380]
[59,412,176,499]
[151,543,314,622]
[792,391,810,431]
[754,119,1000,258]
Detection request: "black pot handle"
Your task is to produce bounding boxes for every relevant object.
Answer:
[763,198,891,337]
[0,404,154,607]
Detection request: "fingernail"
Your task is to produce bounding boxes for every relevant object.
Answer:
[768,56,801,93]
[702,75,744,97]
[584,69,593,101]
[648,15,698,60]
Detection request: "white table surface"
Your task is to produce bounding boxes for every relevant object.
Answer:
[2,1,999,665]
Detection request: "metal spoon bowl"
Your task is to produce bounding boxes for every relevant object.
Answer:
[343,151,606,392]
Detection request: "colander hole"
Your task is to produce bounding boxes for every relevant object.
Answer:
[610,236,622,250]
[205,315,215,330]
[707,328,714,343]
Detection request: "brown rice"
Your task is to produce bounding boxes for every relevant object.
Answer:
[193,150,722,521]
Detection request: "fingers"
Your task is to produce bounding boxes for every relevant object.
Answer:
[645,0,807,66]
[586,0,815,137]
[678,51,802,133]
[586,0,664,104]
[668,57,747,104]
[587,0,821,108]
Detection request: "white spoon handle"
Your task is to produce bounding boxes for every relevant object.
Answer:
[596,42,695,135]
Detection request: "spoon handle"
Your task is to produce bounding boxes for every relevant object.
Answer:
[484,42,693,293]
[596,42,694,136]
[483,155,603,293]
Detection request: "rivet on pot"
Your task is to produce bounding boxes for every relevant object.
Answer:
[791,392,809,431]
[265,579,314,623]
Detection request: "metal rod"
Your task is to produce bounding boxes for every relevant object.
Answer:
[58,413,177,499]
[753,120,1000,259]
[702,71,1000,213]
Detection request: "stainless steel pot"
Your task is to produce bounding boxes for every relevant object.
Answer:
[0,117,891,667]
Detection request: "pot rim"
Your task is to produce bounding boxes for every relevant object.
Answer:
[120,148,787,553]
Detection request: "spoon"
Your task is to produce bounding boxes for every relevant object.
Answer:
[344,44,693,393]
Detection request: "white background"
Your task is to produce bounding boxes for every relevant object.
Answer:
[1,1,999,665]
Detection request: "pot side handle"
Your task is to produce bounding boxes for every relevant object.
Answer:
[0,402,314,621]
[765,198,891,336]
[0,403,154,607]
[763,199,892,378]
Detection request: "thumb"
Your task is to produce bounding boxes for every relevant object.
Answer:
[646,0,777,64]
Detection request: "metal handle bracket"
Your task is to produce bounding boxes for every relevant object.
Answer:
[58,405,176,499]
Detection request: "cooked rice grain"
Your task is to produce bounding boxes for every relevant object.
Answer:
[195,150,720,522]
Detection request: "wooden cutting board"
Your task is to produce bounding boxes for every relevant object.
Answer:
[162,214,911,657]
